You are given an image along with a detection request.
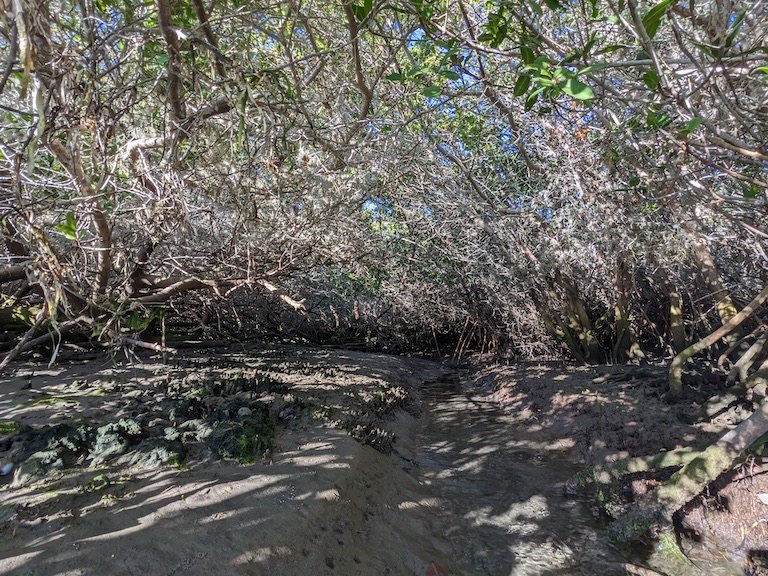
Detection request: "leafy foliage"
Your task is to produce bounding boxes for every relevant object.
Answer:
[0,0,766,362]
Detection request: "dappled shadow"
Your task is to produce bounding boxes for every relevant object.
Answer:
[414,373,629,576]
[0,432,372,575]
[2,352,747,575]
[0,347,452,576]
[433,361,747,576]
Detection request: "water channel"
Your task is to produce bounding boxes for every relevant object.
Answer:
[412,373,726,576]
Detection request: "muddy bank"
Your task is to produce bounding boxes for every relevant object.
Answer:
[1,350,766,576]
[473,360,767,576]
[0,346,453,575]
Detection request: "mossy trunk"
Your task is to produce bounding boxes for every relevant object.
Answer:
[689,231,740,341]
[669,284,768,396]
[613,254,642,361]
[534,296,587,364]
[612,399,768,542]
[668,286,687,354]
[553,271,602,361]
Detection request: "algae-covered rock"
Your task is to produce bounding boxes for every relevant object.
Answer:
[12,449,64,487]
[206,420,273,464]
[177,418,214,442]
[0,420,20,437]
[90,419,143,464]
[119,438,185,470]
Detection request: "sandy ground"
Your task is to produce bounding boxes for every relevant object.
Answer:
[473,361,767,576]
[0,349,765,576]
[0,346,453,576]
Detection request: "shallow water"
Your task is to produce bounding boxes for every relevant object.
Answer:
[413,374,627,575]
[412,374,745,576]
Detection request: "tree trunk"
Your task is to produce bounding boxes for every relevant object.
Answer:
[728,329,768,385]
[613,254,643,361]
[668,286,687,354]
[612,398,768,542]
[745,358,768,403]
[669,284,768,396]
[555,271,602,361]
[529,288,587,363]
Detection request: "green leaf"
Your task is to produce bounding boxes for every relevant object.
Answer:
[642,70,660,90]
[407,64,429,77]
[385,73,405,81]
[679,117,701,136]
[752,66,768,75]
[352,0,374,22]
[524,87,545,110]
[594,43,627,55]
[588,0,600,20]
[583,32,598,57]
[561,78,594,100]
[641,0,674,39]
[577,63,610,75]
[693,41,718,58]
[519,46,535,65]
[55,212,78,240]
[421,86,442,98]
[743,184,760,199]
[439,70,460,80]
[480,11,508,48]
[525,56,550,74]
[514,74,532,96]
[542,0,563,9]
[647,109,672,129]
[725,11,746,48]
[527,0,543,16]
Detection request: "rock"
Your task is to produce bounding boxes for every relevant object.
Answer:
[6,422,93,472]
[118,438,185,470]
[177,419,214,441]
[146,418,171,429]
[12,450,64,487]
[207,421,272,463]
[169,398,206,424]
[90,419,142,464]
[237,407,252,418]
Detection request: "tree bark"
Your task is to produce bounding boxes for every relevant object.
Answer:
[727,329,768,385]
[0,264,28,284]
[669,284,768,396]
[613,398,768,542]
[668,286,687,354]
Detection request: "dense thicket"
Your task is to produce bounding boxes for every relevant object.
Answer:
[2,0,766,359]
[1,0,767,538]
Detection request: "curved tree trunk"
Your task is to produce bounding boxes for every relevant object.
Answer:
[613,398,768,541]
[745,358,768,403]
[690,235,739,328]
[718,325,764,368]
[728,329,768,385]
[680,218,741,345]
[669,284,768,396]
